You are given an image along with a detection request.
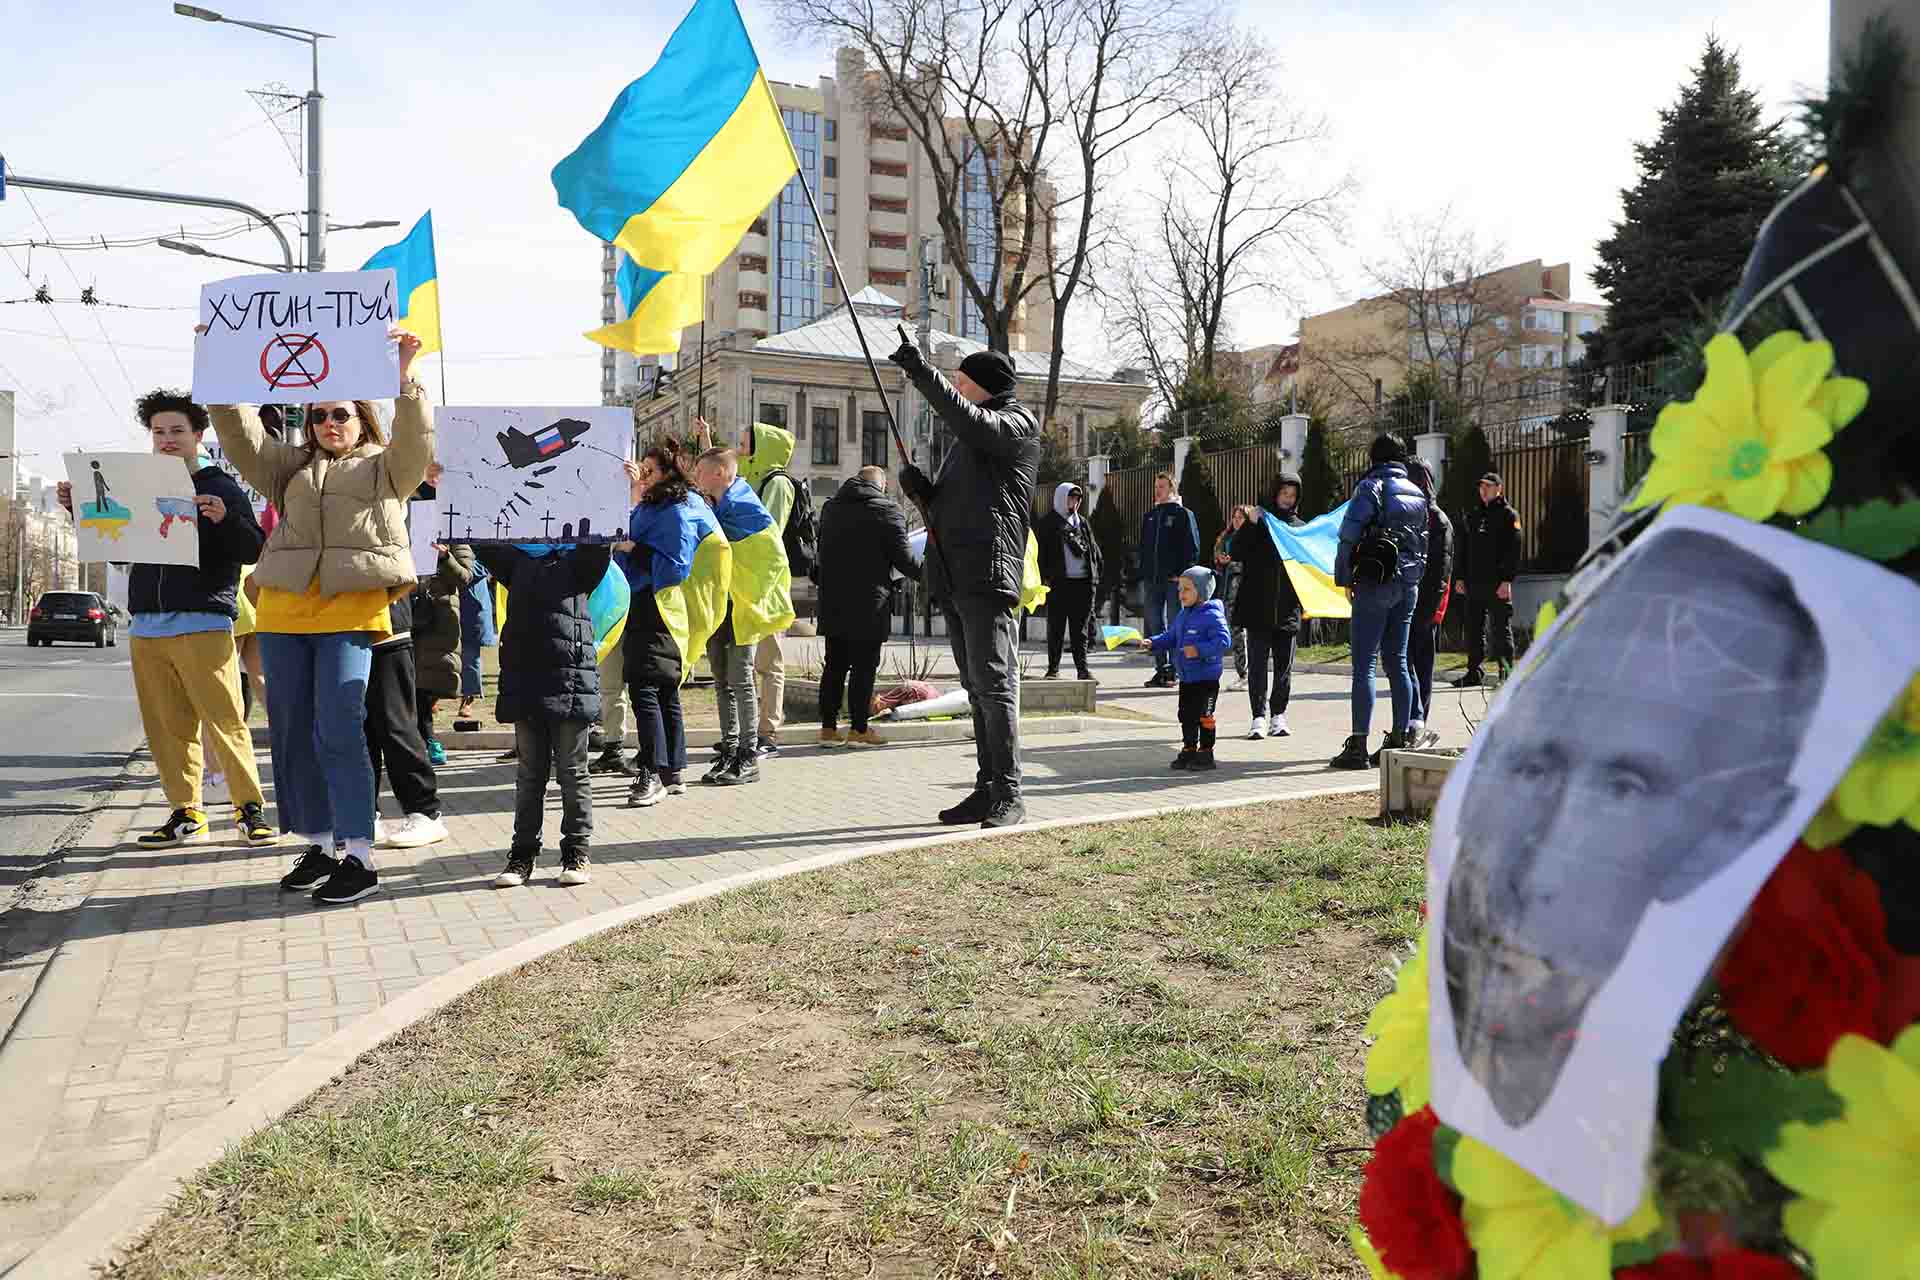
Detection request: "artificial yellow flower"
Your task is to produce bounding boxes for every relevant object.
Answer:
[1364,928,1431,1111]
[1349,1224,1402,1280]
[1801,672,1920,847]
[1452,1138,1663,1280]
[1765,1027,1920,1279]
[1629,330,1867,521]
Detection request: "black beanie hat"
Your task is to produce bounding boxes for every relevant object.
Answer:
[958,350,1017,398]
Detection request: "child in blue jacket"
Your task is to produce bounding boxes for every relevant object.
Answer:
[1134,565,1232,771]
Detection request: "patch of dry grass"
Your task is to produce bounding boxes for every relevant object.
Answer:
[112,793,1425,1279]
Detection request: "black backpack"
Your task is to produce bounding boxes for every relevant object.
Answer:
[759,467,818,578]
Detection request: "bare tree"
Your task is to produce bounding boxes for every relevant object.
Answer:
[1102,28,1345,409]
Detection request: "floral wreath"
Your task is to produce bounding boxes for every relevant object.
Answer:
[1351,23,1920,1280]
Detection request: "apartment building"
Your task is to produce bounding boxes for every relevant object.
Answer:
[603,48,1057,406]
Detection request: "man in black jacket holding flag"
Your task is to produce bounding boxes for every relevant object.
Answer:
[892,329,1041,830]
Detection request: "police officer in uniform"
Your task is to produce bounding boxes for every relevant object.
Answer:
[1453,471,1521,688]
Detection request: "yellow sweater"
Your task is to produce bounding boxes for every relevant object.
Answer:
[256,579,393,636]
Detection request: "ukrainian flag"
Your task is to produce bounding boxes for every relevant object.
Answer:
[551,0,798,276]
[490,551,631,664]
[360,212,441,357]
[711,477,794,648]
[585,254,706,357]
[1264,505,1352,620]
[633,495,734,686]
[1021,531,1048,614]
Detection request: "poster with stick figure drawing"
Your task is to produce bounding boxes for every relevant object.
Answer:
[63,451,200,566]
[429,407,634,543]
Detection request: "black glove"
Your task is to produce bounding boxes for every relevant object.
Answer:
[887,324,923,371]
[898,463,934,508]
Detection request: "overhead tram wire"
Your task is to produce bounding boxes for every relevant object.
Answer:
[0,242,126,427]
[18,187,139,400]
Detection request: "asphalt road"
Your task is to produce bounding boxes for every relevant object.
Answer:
[0,627,145,887]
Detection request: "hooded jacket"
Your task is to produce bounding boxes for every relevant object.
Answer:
[412,547,472,699]
[474,543,611,723]
[1335,462,1429,588]
[1035,482,1103,588]
[208,386,435,599]
[1228,478,1307,633]
[816,474,920,636]
[739,422,797,533]
[1145,567,1232,683]
[1418,505,1455,623]
[124,463,265,619]
[897,355,1041,605]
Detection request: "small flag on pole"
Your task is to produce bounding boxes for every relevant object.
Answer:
[1102,625,1143,650]
[359,212,442,357]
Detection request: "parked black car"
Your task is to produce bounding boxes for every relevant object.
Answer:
[27,591,118,647]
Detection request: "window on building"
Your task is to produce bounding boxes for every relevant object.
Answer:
[872,122,910,142]
[861,411,889,467]
[870,232,908,250]
[871,269,907,287]
[824,118,837,142]
[759,402,787,429]
[870,195,909,214]
[1576,314,1601,335]
[738,291,768,310]
[750,218,767,236]
[811,407,840,464]
[740,254,768,274]
[872,160,908,179]
[1493,315,1511,333]
[1522,307,1567,334]
[824,156,838,179]
[823,191,836,215]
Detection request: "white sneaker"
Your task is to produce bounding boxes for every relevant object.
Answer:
[373,817,387,847]
[1227,675,1245,692]
[1246,717,1266,741]
[1270,714,1291,737]
[1411,725,1441,750]
[382,813,449,849]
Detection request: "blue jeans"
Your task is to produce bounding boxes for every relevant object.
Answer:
[1144,582,1176,675]
[260,631,376,841]
[459,627,485,699]
[1349,580,1417,737]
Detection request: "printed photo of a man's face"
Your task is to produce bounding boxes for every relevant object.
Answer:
[1442,529,1825,1127]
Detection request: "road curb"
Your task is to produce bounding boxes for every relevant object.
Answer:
[10,779,1378,1279]
[247,716,1096,751]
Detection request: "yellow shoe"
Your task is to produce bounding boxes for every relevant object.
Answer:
[818,729,847,748]
[845,729,886,748]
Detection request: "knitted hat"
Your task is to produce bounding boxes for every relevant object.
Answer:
[958,350,1017,398]
[1179,565,1216,602]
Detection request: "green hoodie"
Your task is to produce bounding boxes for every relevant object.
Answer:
[739,421,797,532]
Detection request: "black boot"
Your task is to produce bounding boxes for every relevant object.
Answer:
[1330,734,1371,770]
[1170,749,1195,770]
[1452,669,1483,688]
[939,788,992,825]
[1369,730,1409,767]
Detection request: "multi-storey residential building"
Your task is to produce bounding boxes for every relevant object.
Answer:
[603,48,1057,406]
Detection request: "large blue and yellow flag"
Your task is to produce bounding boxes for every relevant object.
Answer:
[360,212,441,357]
[551,0,798,276]
[630,495,734,685]
[1264,505,1353,620]
[586,254,706,357]
[710,477,794,647]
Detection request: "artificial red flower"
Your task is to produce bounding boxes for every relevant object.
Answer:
[1356,1106,1471,1280]
[1617,1249,1801,1280]
[1717,843,1898,1067]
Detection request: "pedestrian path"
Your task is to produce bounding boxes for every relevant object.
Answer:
[0,663,1476,1268]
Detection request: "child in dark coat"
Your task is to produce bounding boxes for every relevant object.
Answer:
[473,542,611,888]
[1135,565,1233,771]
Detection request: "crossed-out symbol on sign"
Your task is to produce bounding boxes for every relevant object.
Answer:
[259,333,330,390]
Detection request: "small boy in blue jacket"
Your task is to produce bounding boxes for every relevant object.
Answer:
[1134,565,1232,770]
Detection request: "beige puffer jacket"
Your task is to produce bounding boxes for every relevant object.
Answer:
[210,384,434,598]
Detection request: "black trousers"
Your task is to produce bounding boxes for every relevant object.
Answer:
[628,679,686,778]
[1409,620,1437,724]
[1463,595,1515,673]
[943,594,1021,799]
[821,631,885,733]
[1178,680,1220,751]
[1044,578,1094,675]
[512,715,592,857]
[366,643,439,819]
[1244,628,1296,719]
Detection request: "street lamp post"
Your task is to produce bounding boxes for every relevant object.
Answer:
[173,4,332,272]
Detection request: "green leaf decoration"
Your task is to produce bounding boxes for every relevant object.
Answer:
[1366,1090,1404,1142]
[1800,498,1920,561]
[1431,1123,1462,1193]
[1660,1054,1843,1160]
[1611,1232,1671,1270]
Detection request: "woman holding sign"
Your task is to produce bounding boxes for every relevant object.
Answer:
[206,330,433,906]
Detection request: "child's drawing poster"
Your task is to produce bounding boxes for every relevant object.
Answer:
[430,407,633,543]
[63,451,200,567]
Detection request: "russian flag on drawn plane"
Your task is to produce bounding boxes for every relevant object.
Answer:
[534,425,567,456]
[550,0,798,277]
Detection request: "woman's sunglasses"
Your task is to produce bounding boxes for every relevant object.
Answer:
[310,407,356,425]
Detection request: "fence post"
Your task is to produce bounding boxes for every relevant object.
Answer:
[1086,453,1109,504]
[1172,436,1193,486]
[1587,405,1629,551]
[1415,430,1449,491]
[1277,413,1309,473]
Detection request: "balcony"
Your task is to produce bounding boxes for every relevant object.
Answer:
[869,243,909,271]
[738,267,770,294]
[739,228,771,258]
[868,207,909,236]
[869,133,909,166]
[869,166,908,200]
[737,305,769,331]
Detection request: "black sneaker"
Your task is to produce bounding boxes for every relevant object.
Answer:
[313,856,379,905]
[1330,734,1371,770]
[628,773,664,808]
[1042,668,1060,680]
[981,795,1027,829]
[1075,668,1094,682]
[237,802,277,846]
[755,736,781,759]
[558,849,592,886]
[492,849,537,888]
[279,844,338,892]
[718,753,760,785]
[1170,750,1195,770]
[137,807,208,848]
[588,730,606,753]
[1142,672,1167,689]
[702,751,735,785]
[938,788,992,825]
[1451,670,1483,689]
[589,747,635,776]
[1188,752,1218,772]
[1369,731,1409,768]
[497,747,519,762]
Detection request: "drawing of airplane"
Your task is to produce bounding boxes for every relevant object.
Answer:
[497,418,592,468]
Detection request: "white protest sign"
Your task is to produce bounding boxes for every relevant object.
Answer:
[430,407,633,543]
[64,451,200,567]
[191,269,399,404]
[411,500,442,575]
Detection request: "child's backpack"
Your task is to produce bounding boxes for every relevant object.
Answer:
[758,467,818,578]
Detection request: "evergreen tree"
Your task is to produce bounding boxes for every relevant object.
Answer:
[1098,410,1154,471]
[1089,482,1128,596]
[1536,448,1591,573]
[1441,426,1496,541]
[1588,36,1804,367]
[1171,372,1254,448]
[1178,448,1227,571]
[1035,421,1085,494]
[1298,423,1345,519]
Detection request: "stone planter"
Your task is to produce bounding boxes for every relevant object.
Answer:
[784,677,1096,722]
[1380,748,1465,818]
